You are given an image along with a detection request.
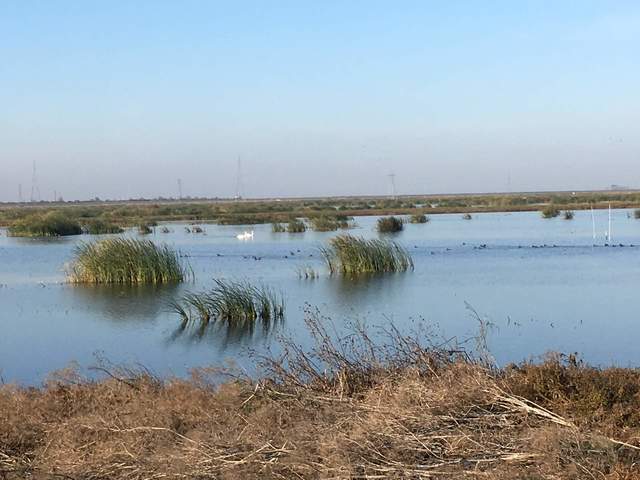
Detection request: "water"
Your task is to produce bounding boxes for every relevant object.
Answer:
[2,209,640,384]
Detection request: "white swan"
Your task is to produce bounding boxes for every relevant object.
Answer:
[236,230,254,240]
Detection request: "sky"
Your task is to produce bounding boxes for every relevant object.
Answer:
[1,1,640,201]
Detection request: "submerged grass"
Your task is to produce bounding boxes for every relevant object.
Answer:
[320,234,413,275]
[296,264,319,279]
[170,279,284,327]
[8,212,82,237]
[68,238,190,284]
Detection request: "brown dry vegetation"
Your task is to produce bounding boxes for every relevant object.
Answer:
[2,316,640,479]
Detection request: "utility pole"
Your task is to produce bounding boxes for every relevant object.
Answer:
[388,173,397,200]
[30,160,40,202]
[235,156,243,200]
[177,178,183,200]
[18,184,22,203]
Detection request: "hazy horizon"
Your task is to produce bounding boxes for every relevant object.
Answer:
[2,1,640,202]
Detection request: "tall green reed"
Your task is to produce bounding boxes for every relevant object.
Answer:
[320,234,413,275]
[68,238,190,284]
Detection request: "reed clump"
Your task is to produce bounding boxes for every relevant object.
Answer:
[563,210,574,220]
[271,222,286,233]
[409,213,429,223]
[68,238,189,284]
[8,212,82,237]
[308,215,351,232]
[321,234,413,275]
[138,223,153,235]
[377,216,404,232]
[170,279,284,326]
[634,209,640,219]
[541,204,560,218]
[82,219,124,234]
[287,219,307,233]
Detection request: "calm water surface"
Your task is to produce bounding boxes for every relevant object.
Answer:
[2,210,640,384]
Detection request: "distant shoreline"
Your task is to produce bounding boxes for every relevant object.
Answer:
[1,189,639,228]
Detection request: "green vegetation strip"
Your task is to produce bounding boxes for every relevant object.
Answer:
[4,190,640,228]
[8,212,82,237]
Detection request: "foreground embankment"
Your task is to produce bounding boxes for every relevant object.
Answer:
[2,319,640,479]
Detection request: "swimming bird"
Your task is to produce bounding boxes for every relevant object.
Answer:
[236,230,254,240]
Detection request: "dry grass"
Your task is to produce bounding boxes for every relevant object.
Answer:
[1,315,640,479]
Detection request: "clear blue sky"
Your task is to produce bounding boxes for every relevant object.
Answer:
[1,1,639,201]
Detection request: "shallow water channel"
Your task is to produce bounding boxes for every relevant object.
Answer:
[2,209,640,384]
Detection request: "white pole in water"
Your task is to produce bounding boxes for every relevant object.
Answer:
[591,206,596,245]
[608,203,612,244]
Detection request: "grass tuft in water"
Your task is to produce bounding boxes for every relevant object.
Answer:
[272,223,286,233]
[8,212,82,237]
[320,234,413,275]
[68,238,190,284]
[377,216,404,233]
[541,205,560,218]
[287,219,307,233]
[138,223,153,235]
[297,264,319,279]
[409,213,429,224]
[83,219,124,235]
[309,215,351,232]
[170,279,284,326]
[563,210,574,220]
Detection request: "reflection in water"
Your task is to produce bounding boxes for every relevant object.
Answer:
[167,314,285,349]
[327,273,411,306]
[7,235,77,246]
[67,283,183,322]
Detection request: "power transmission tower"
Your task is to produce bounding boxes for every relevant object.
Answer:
[388,173,397,200]
[18,184,22,203]
[235,156,243,200]
[30,160,40,202]
[177,178,183,200]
